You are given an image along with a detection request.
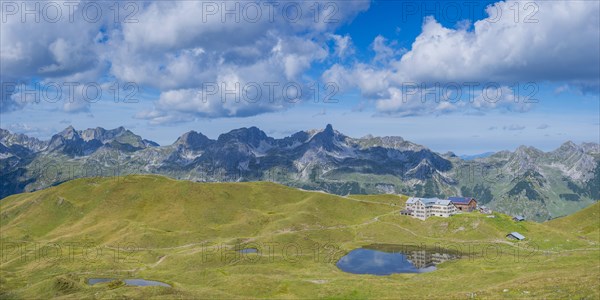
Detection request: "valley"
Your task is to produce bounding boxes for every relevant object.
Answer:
[1,125,598,222]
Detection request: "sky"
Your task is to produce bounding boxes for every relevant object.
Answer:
[1,0,599,154]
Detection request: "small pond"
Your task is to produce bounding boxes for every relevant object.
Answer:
[237,248,258,254]
[88,278,171,287]
[336,244,461,275]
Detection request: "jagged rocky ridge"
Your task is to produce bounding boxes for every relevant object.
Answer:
[1,125,598,221]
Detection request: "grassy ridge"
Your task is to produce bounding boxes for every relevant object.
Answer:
[0,176,392,247]
[546,199,600,241]
[1,175,598,299]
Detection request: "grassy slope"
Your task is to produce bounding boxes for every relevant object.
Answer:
[546,201,600,242]
[0,175,598,299]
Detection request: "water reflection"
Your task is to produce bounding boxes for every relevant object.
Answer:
[88,278,171,287]
[336,244,461,275]
[237,248,258,254]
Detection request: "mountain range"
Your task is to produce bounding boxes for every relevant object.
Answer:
[1,124,598,221]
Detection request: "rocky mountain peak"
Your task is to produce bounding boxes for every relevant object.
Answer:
[562,140,578,148]
[581,142,600,155]
[218,127,272,148]
[46,126,156,155]
[174,131,213,150]
[514,145,543,157]
[2,124,599,223]
[443,151,457,158]
[556,140,581,152]
[308,124,347,151]
[80,127,106,141]
[0,128,48,152]
[58,125,80,140]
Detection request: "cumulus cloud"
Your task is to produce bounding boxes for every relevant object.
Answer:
[3,0,598,122]
[323,0,600,116]
[329,34,354,59]
[5,122,56,138]
[1,0,370,120]
[371,35,404,64]
[398,1,600,85]
[0,2,113,80]
[0,1,132,114]
[106,0,369,121]
[6,123,41,134]
[0,89,26,114]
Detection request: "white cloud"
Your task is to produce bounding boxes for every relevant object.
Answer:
[372,35,403,63]
[329,34,354,59]
[323,0,600,116]
[7,123,40,134]
[0,2,111,80]
[110,0,369,86]
[1,0,370,120]
[3,0,598,123]
[398,1,599,85]
[110,1,368,121]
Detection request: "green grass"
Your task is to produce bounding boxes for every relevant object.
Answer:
[1,175,598,299]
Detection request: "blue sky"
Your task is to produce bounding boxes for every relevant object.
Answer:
[1,0,599,154]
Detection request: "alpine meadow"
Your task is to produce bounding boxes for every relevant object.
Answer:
[1,0,599,299]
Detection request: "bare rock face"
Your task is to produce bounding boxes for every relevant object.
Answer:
[1,125,598,221]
